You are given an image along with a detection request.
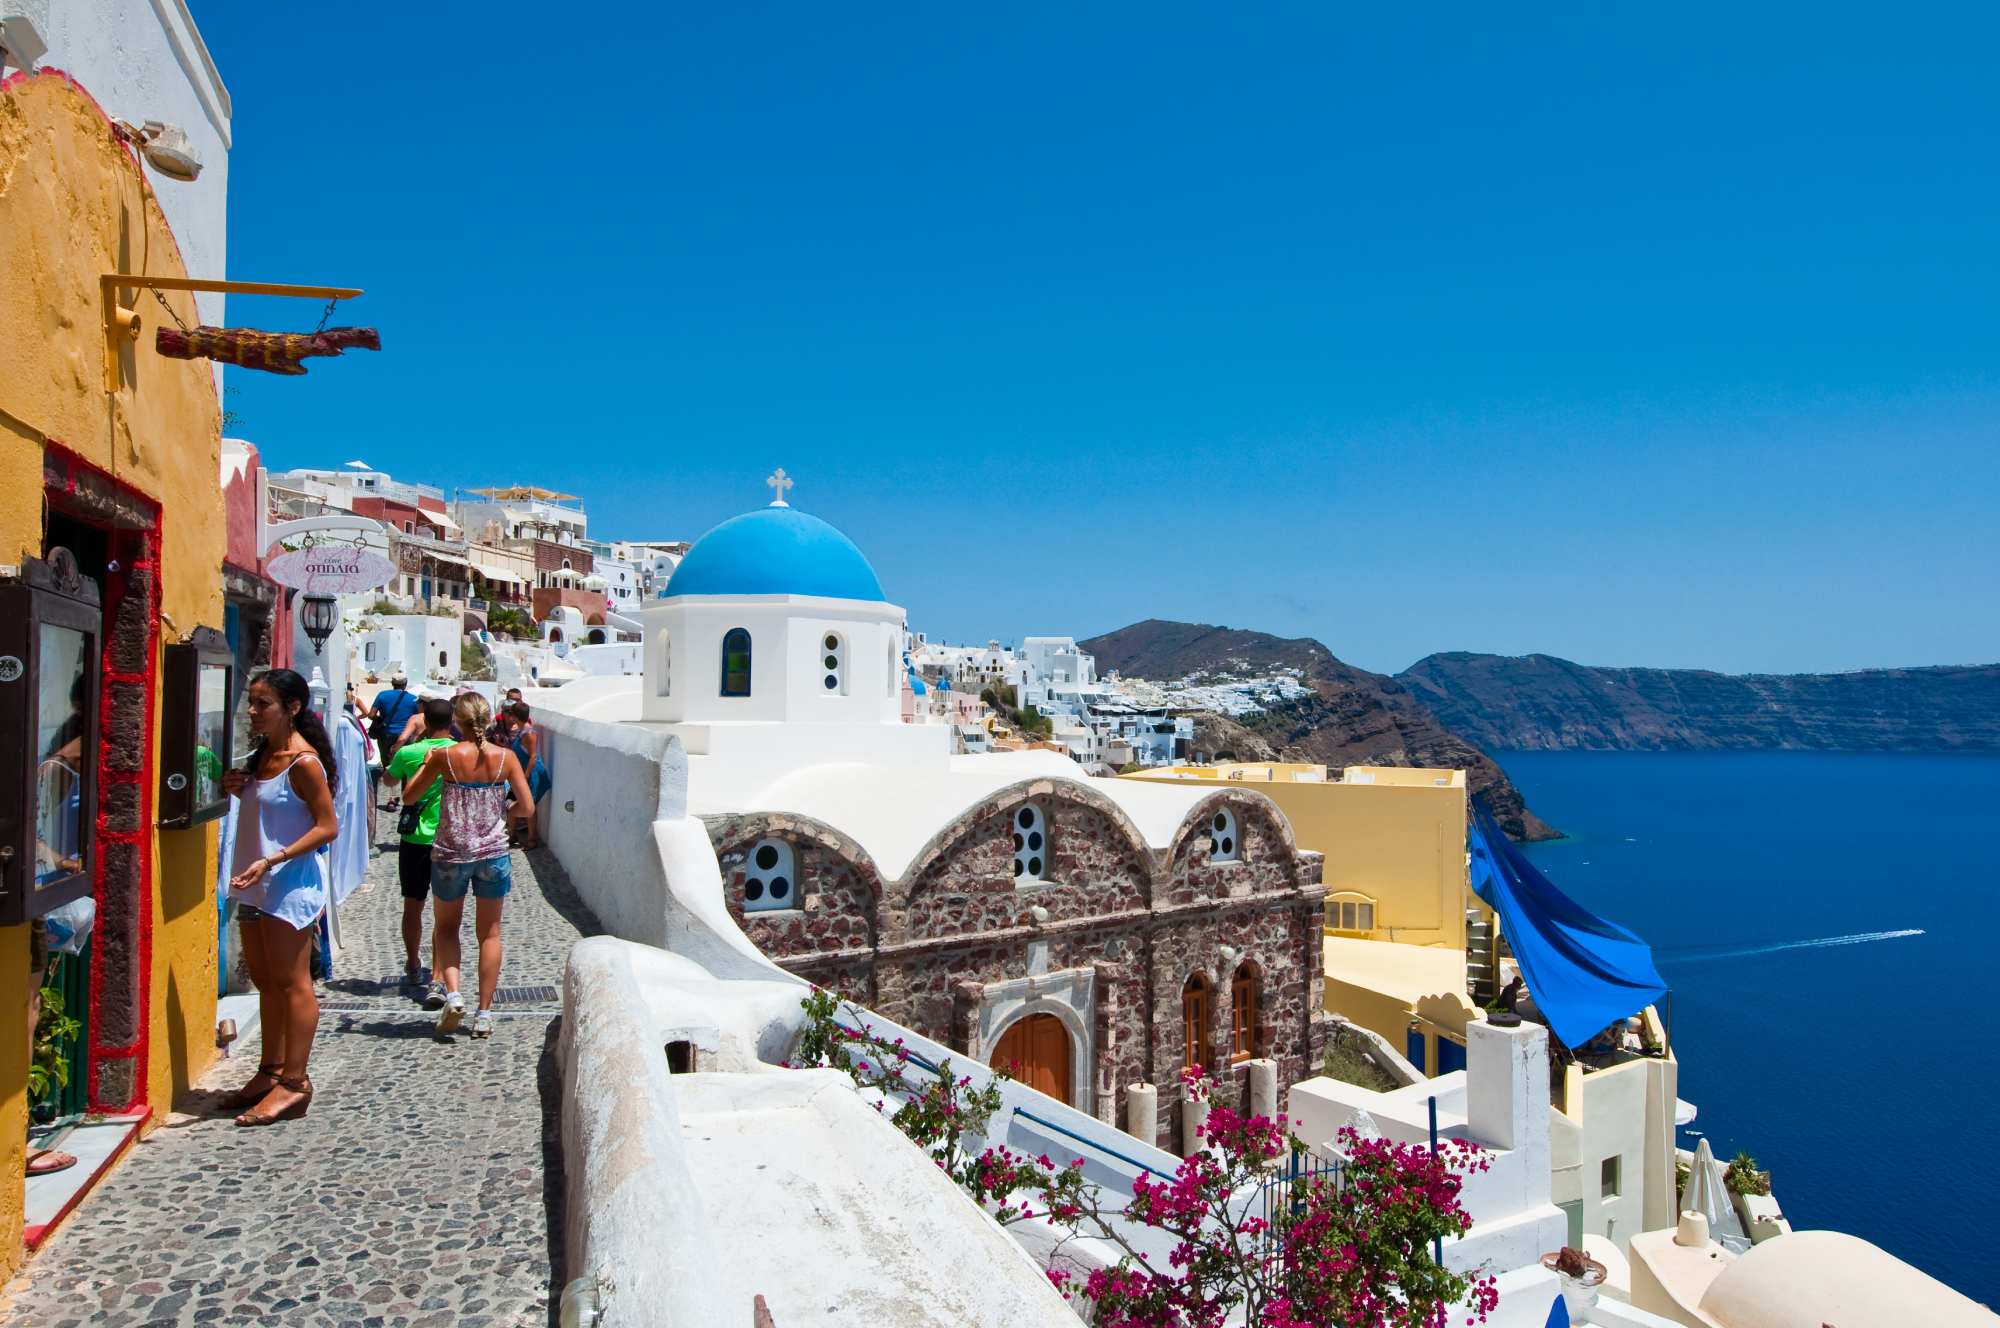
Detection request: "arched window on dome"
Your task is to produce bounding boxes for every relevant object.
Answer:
[820,632,847,695]
[654,629,672,697]
[720,628,752,697]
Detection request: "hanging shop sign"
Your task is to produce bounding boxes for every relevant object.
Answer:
[155,324,380,376]
[266,546,396,594]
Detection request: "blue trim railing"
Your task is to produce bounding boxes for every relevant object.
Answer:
[834,1018,1169,1178]
[1014,1107,1163,1178]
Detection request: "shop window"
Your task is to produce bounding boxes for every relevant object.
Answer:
[0,554,102,923]
[655,629,672,697]
[820,631,846,694]
[1208,806,1240,862]
[743,837,795,912]
[721,628,752,697]
[1012,802,1048,881]
[1230,963,1258,1062]
[1182,974,1213,1070]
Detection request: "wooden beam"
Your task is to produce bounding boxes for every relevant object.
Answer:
[100,273,365,391]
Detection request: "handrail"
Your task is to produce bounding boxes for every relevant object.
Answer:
[1014,1107,1162,1178]
[836,1019,1166,1178]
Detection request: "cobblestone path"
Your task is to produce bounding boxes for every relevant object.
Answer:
[2,814,599,1328]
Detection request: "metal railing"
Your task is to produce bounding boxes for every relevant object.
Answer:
[1256,1142,1347,1268]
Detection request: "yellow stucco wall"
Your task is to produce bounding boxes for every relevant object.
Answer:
[1127,764,1472,947]
[1,70,226,1276]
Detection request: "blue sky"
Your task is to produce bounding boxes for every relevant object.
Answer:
[203,5,1999,676]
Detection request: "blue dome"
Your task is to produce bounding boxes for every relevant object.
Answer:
[664,505,887,602]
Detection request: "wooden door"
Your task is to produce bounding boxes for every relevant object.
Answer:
[992,1013,1071,1104]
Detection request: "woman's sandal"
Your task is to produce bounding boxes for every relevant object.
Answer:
[233,1074,312,1128]
[25,1148,77,1176]
[221,1063,283,1111]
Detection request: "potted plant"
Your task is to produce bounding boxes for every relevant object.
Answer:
[1541,1245,1607,1320]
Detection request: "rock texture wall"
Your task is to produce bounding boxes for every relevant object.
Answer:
[706,783,1331,1151]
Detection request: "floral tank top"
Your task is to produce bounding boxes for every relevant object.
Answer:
[432,744,511,865]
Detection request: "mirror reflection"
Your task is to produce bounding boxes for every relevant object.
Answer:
[35,623,89,887]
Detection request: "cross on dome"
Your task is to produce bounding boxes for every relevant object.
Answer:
[766,468,794,507]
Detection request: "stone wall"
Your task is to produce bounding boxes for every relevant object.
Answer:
[703,783,1329,1150]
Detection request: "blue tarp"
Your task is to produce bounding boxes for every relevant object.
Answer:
[1467,801,1668,1050]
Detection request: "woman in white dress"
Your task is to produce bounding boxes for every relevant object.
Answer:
[221,669,341,1127]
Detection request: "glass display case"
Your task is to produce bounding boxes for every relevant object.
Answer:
[0,554,102,924]
[159,626,235,829]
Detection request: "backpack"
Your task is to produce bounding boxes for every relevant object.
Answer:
[369,689,405,742]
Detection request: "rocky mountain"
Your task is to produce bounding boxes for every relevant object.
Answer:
[1081,620,1557,840]
[1397,653,2000,752]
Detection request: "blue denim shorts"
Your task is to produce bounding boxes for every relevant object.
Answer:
[432,856,513,902]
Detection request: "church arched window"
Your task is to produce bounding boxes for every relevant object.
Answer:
[655,629,672,697]
[821,631,847,695]
[1012,803,1049,882]
[1208,807,1240,863]
[743,838,795,912]
[721,628,752,697]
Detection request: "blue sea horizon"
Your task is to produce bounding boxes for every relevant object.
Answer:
[1507,749,1999,1305]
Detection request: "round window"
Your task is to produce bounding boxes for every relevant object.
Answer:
[744,838,796,912]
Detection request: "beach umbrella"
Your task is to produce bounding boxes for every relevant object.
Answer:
[1683,1138,1749,1253]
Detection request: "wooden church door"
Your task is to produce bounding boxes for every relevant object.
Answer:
[991,1013,1071,1104]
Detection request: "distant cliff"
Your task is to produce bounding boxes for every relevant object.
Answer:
[1397,653,2000,752]
[1081,620,1557,840]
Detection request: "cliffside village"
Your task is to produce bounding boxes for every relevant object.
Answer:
[3,8,1993,1328]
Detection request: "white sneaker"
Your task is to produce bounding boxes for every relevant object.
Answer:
[435,992,465,1036]
[470,1009,494,1039]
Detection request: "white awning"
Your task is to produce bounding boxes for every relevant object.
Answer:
[472,560,529,585]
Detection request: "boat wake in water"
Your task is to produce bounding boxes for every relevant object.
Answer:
[1662,929,1924,965]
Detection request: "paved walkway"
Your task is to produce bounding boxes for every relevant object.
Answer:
[2,812,600,1328]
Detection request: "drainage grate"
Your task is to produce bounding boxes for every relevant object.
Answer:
[494,985,559,1006]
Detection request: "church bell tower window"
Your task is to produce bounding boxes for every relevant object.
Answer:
[721,628,752,697]
[821,632,846,694]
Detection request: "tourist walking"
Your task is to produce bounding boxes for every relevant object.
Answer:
[384,698,456,996]
[503,701,551,849]
[221,669,341,1126]
[368,674,419,810]
[403,693,534,1038]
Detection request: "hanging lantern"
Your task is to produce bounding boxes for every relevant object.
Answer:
[299,593,338,653]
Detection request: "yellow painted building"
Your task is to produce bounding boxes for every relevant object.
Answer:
[1,68,229,1275]
[1125,763,1487,1072]
[1125,763,1474,945]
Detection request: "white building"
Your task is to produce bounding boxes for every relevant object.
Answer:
[453,486,588,546]
[580,540,643,612]
[352,613,460,685]
[612,539,691,598]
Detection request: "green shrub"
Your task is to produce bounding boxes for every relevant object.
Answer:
[1724,1151,1771,1196]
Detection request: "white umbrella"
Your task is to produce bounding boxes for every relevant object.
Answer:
[1683,1137,1750,1253]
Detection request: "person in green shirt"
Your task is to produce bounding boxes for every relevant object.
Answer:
[385,698,456,999]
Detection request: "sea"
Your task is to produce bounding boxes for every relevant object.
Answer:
[1505,750,2000,1304]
